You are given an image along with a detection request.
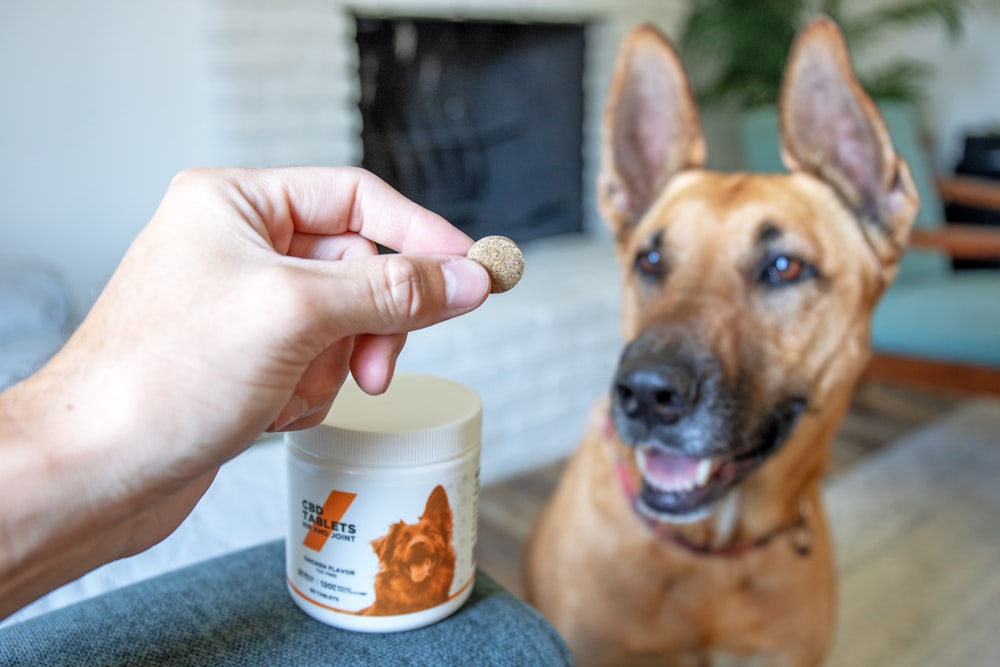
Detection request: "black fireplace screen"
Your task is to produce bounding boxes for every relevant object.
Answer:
[356,17,586,244]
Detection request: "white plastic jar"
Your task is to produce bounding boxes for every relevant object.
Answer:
[284,373,482,632]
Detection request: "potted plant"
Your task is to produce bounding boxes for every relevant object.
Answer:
[678,0,969,111]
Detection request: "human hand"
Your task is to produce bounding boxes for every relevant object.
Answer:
[85,164,489,504]
[0,167,490,613]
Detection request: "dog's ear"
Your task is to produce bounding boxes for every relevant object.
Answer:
[370,533,388,561]
[371,522,401,563]
[598,24,706,236]
[421,485,453,540]
[779,17,919,266]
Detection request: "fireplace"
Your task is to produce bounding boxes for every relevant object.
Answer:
[356,17,586,244]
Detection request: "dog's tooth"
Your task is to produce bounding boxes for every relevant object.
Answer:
[696,459,713,487]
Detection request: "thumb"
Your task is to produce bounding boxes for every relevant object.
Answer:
[318,253,490,337]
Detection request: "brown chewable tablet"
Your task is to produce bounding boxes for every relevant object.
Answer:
[466,235,525,294]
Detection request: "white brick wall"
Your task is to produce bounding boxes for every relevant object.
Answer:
[206,0,360,166]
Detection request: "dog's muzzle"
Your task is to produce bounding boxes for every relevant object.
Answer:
[611,337,807,519]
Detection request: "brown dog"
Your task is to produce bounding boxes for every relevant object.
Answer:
[361,485,456,616]
[524,17,918,667]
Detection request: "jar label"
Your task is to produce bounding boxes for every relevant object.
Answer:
[286,467,478,621]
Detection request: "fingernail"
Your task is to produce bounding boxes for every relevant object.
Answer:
[443,258,489,309]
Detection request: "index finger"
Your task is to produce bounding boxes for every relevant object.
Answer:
[234,166,474,256]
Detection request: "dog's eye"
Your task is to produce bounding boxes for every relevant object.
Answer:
[635,248,665,280]
[759,255,815,286]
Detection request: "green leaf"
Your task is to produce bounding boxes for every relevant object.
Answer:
[853,0,969,43]
[677,0,969,110]
[860,60,935,105]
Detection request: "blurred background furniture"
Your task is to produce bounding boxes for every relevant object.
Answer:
[943,132,1000,272]
[740,102,1000,396]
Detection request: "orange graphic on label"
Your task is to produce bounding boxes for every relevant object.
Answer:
[303,490,357,552]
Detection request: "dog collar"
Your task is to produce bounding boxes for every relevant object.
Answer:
[608,418,813,558]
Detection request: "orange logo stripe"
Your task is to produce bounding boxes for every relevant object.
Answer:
[303,490,357,552]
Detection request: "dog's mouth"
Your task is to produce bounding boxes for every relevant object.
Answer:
[635,442,775,520]
[629,396,807,521]
[408,558,435,583]
[405,540,436,583]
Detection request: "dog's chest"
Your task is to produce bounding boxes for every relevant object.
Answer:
[605,549,771,636]
[576,477,832,661]
[578,547,820,666]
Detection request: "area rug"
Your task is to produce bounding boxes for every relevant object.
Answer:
[825,398,1000,667]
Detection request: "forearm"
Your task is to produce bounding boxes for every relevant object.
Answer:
[0,362,135,619]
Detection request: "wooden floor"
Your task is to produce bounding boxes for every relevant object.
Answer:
[475,380,963,599]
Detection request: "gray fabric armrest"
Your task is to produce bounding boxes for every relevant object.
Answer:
[0,540,573,666]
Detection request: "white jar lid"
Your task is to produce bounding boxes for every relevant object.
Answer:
[285,373,482,467]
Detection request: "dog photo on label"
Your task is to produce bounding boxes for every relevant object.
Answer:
[524,16,918,667]
[360,485,456,616]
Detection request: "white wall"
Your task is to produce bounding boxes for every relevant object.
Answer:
[0,0,218,310]
[1,0,998,316]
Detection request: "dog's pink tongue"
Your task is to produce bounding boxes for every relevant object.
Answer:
[640,446,700,487]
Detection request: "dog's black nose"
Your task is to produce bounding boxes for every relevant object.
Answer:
[613,365,696,427]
